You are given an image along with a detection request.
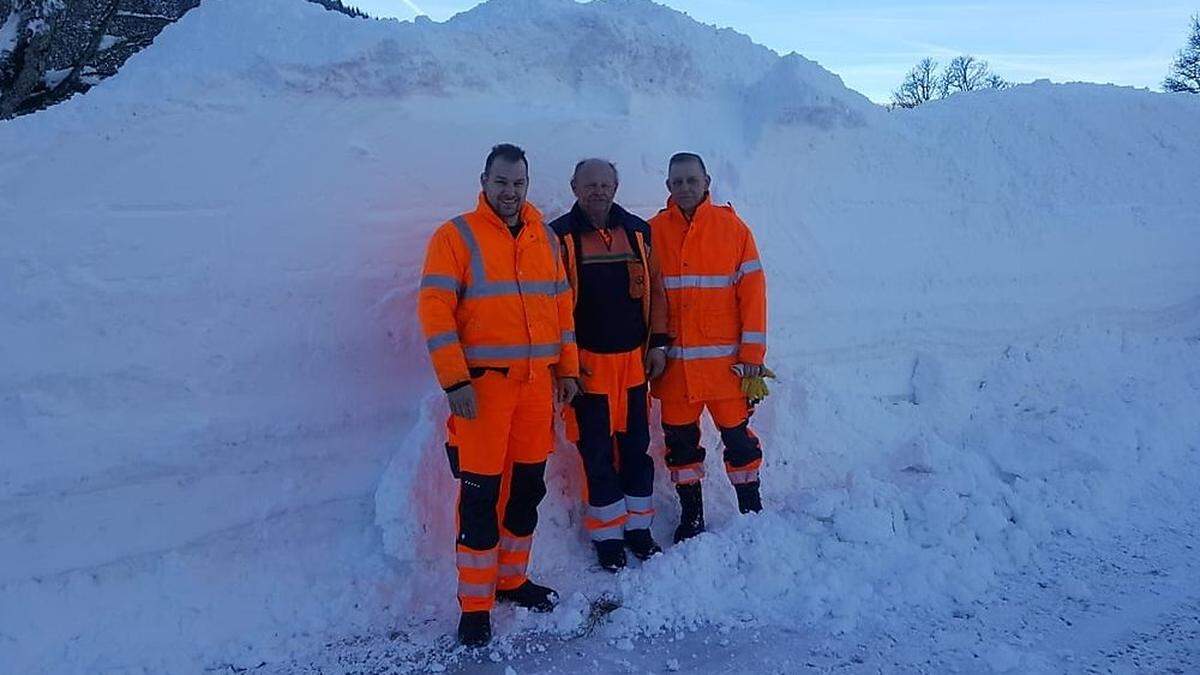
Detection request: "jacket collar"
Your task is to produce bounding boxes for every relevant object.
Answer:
[566,201,632,234]
[665,192,713,223]
[474,192,543,230]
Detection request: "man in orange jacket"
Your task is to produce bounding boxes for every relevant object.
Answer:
[649,152,767,543]
[417,144,581,647]
[550,159,669,571]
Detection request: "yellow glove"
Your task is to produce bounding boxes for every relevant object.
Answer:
[738,366,777,405]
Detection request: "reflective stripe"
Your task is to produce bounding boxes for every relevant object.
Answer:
[665,345,738,360]
[451,216,486,286]
[562,330,576,344]
[736,259,763,280]
[626,512,653,529]
[456,549,498,569]
[465,343,561,360]
[727,468,760,485]
[741,331,766,345]
[463,280,560,299]
[426,331,459,352]
[670,466,705,484]
[587,500,627,524]
[624,495,653,513]
[498,563,527,578]
[663,274,734,290]
[458,580,496,598]
[420,274,461,292]
[556,278,572,295]
[499,535,533,552]
[590,525,624,542]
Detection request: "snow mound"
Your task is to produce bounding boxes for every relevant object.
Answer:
[2,0,1199,672]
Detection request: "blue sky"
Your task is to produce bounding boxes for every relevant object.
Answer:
[349,0,1197,102]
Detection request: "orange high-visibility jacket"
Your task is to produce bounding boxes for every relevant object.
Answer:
[418,194,580,390]
[649,194,767,402]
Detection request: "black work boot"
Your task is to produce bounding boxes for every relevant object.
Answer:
[734,480,763,514]
[457,610,491,647]
[496,579,559,613]
[595,539,627,572]
[673,483,706,543]
[624,528,663,560]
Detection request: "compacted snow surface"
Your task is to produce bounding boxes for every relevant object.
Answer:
[2,0,1199,672]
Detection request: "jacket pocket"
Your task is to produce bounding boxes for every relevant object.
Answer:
[627,260,647,300]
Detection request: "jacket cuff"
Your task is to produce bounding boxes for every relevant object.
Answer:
[648,333,671,349]
[444,380,471,393]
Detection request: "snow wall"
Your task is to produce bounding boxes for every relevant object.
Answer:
[2,0,1199,671]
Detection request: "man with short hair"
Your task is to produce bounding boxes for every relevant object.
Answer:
[418,143,580,647]
[648,152,768,543]
[550,158,669,571]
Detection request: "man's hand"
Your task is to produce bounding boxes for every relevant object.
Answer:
[556,377,581,404]
[644,347,667,380]
[447,384,478,420]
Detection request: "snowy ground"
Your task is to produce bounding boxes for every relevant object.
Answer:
[2,0,1199,673]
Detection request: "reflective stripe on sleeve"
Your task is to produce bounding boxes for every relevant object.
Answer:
[426,331,460,352]
[741,331,766,345]
[736,259,763,280]
[420,274,461,292]
[562,330,576,344]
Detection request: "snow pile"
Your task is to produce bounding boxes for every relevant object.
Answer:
[2,0,1199,672]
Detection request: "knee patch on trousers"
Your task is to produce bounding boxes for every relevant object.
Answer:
[718,421,763,468]
[503,461,547,537]
[458,472,502,550]
[663,422,704,467]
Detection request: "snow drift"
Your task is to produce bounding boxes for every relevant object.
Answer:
[2,0,1198,671]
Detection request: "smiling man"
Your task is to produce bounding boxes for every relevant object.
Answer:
[417,143,580,647]
[649,152,768,542]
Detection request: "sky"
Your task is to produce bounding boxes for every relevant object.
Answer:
[347,0,1196,103]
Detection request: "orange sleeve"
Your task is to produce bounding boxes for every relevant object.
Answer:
[646,239,671,347]
[734,220,767,365]
[552,231,580,379]
[417,223,471,390]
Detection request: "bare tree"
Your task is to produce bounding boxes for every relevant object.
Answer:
[1164,14,1200,94]
[940,55,992,96]
[891,58,940,109]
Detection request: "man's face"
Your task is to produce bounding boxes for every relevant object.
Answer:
[571,161,618,219]
[481,157,529,220]
[666,159,710,212]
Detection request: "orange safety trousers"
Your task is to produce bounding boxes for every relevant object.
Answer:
[449,367,554,612]
[563,349,655,541]
[659,396,763,486]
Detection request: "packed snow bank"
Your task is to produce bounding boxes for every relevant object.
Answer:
[2,0,1198,671]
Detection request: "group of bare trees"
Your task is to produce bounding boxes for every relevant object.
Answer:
[891,13,1199,109]
[890,55,1009,109]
